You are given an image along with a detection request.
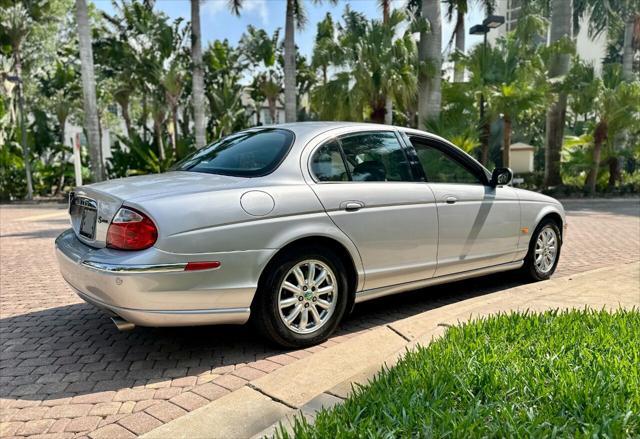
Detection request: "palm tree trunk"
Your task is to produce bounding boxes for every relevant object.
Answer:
[119,100,132,138]
[154,119,166,161]
[622,15,637,81]
[75,0,104,182]
[384,96,393,124]
[191,0,206,148]
[453,11,465,82]
[502,114,512,168]
[371,100,386,124]
[13,49,34,199]
[171,107,178,154]
[418,0,442,125]
[544,0,572,188]
[608,156,620,187]
[480,118,490,165]
[283,0,297,123]
[585,121,606,195]
[142,94,148,142]
[268,97,277,124]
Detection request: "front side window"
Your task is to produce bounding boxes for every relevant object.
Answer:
[338,132,413,182]
[412,141,482,184]
[310,140,349,182]
[172,129,294,177]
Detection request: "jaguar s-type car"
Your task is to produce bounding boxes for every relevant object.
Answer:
[55,122,565,347]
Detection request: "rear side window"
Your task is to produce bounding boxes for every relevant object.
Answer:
[338,132,413,182]
[310,140,349,181]
[172,129,294,177]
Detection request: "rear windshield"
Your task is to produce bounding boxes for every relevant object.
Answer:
[172,128,294,177]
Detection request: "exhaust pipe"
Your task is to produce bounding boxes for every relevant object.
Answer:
[111,316,135,331]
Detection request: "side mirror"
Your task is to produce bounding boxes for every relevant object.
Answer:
[490,167,513,187]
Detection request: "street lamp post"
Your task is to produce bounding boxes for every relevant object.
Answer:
[470,15,505,165]
[7,75,34,200]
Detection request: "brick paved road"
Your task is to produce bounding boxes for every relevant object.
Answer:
[1,199,638,438]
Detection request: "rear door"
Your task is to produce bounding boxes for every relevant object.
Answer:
[405,134,521,276]
[307,131,438,291]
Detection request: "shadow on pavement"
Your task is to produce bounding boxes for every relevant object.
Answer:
[0,270,529,403]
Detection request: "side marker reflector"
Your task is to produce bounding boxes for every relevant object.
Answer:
[184,261,221,271]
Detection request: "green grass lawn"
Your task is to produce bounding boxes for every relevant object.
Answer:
[278,309,640,438]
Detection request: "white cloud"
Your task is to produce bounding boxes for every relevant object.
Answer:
[202,0,269,26]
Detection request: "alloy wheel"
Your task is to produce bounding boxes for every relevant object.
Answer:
[534,226,558,274]
[277,260,338,334]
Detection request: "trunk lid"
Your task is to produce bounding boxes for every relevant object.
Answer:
[69,171,247,248]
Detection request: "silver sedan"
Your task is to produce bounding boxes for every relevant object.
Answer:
[55,122,565,347]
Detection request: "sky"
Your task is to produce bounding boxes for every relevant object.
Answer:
[94,0,488,60]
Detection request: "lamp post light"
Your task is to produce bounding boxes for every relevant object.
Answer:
[6,75,34,200]
[470,15,504,165]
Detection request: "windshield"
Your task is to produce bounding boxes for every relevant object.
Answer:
[172,128,295,177]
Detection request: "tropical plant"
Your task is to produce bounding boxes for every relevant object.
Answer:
[567,64,640,194]
[240,26,283,124]
[443,0,495,82]
[462,14,549,168]
[574,0,640,81]
[1,3,35,197]
[311,8,417,124]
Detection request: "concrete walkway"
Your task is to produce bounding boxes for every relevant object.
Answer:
[143,262,640,439]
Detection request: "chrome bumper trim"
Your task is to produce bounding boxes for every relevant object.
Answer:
[81,261,187,273]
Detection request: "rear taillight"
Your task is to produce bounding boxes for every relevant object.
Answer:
[106,207,157,251]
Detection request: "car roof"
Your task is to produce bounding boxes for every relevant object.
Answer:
[262,121,425,138]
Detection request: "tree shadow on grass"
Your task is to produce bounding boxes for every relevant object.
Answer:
[0,270,529,403]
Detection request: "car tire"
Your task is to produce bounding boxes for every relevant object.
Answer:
[521,218,562,281]
[252,248,349,348]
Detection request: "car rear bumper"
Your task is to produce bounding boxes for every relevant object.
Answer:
[55,229,275,327]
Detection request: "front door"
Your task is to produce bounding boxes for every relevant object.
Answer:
[408,136,521,277]
[308,131,439,291]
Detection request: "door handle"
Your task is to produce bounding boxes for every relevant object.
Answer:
[445,196,457,205]
[341,201,364,212]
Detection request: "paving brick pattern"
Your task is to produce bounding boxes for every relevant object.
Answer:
[1,199,638,438]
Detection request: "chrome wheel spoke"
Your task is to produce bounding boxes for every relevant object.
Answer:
[307,263,316,285]
[309,305,321,324]
[317,285,334,295]
[316,298,331,309]
[293,267,305,286]
[285,304,303,324]
[279,296,299,308]
[282,281,302,295]
[314,269,328,286]
[299,308,309,330]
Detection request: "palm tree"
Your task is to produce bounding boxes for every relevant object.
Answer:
[1,4,34,198]
[311,13,338,86]
[75,0,104,182]
[240,26,284,124]
[443,0,495,83]
[311,8,417,124]
[544,0,574,188]
[462,14,548,167]
[581,65,640,194]
[191,0,206,148]
[575,0,639,81]
[418,0,442,124]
